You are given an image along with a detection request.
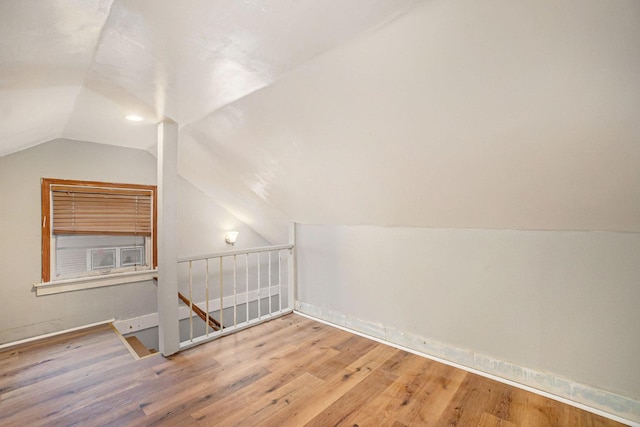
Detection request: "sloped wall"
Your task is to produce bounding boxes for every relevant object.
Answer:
[186,0,640,233]
[0,138,270,344]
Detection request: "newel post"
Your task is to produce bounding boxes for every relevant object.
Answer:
[289,222,296,311]
[157,119,180,356]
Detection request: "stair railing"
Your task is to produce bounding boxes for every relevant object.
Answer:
[177,244,294,350]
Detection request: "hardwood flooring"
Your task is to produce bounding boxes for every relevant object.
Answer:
[0,314,627,426]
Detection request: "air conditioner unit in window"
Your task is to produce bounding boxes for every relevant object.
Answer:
[90,248,116,270]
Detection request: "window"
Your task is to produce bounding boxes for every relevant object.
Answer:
[40,178,157,292]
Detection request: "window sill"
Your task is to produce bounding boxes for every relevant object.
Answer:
[35,269,158,296]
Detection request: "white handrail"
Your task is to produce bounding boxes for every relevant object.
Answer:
[178,244,293,263]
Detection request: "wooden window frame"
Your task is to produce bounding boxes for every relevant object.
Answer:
[41,178,157,284]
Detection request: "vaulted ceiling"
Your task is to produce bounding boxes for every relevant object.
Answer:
[0,0,418,155]
[2,0,639,243]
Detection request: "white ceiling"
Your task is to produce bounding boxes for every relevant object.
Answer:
[2,0,640,242]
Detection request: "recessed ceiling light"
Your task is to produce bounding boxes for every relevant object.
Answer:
[125,114,144,122]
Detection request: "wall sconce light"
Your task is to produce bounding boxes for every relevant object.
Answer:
[125,114,144,122]
[225,231,239,245]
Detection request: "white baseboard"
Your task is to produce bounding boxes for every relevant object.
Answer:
[0,319,116,350]
[295,301,639,426]
[113,288,281,334]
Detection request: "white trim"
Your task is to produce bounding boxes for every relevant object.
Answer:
[288,223,296,308]
[178,308,293,351]
[295,302,640,426]
[34,270,158,296]
[178,244,293,263]
[0,319,115,350]
[114,312,160,334]
[113,288,281,334]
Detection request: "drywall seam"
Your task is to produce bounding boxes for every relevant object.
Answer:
[113,287,282,334]
[0,318,116,350]
[295,302,640,426]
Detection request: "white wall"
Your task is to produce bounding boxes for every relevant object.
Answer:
[296,224,640,420]
[184,0,640,235]
[0,138,270,344]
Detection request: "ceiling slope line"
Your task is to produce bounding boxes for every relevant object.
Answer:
[60,0,120,138]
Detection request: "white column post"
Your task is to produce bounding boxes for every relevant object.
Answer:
[157,119,180,356]
[288,222,296,311]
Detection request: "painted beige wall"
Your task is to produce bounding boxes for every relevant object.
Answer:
[0,138,270,343]
[296,224,640,403]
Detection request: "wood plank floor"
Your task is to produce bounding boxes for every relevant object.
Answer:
[0,314,627,426]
